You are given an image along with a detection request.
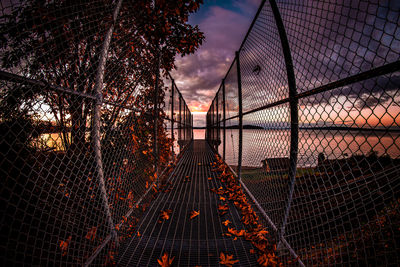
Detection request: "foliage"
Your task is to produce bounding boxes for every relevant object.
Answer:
[190,210,200,219]
[0,0,204,150]
[211,155,282,267]
[157,252,174,267]
[219,252,239,267]
[0,0,202,265]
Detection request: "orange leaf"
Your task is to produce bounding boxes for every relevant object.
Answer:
[219,252,239,267]
[257,253,277,266]
[222,220,231,226]
[255,229,269,240]
[190,210,200,219]
[218,204,228,211]
[59,236,71,256]
[160,209,172,220]
[85,226,97,241]
[228,228,245,237]
[218,204,229,216]
[157,252,174,267]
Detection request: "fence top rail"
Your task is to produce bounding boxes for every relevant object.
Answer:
[206,60,400,123]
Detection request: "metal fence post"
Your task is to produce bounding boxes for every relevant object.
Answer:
[171,79,175,158]
[178,94,181,145]
[236,51,243,180]
[190,114,194,140]
[153,52,160,185]
[206,111,208,141]
[216,94,219,150]
[268,0,299,249]
[183,100,186,143]
[213,103,215,145]
[211,104,214,144]
[91,0,124,248]
[222,79,226,161]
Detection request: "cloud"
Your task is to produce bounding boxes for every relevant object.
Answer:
[171,1,261,126]
[171,0,400,127]
[199,0,399,119]
[299,75,400,110]
[232,0,261,17]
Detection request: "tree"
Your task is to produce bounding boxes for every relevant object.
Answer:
[0,0,204,151]
[0,1,203,263]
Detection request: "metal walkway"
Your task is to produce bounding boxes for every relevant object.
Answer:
[118,140,258,266]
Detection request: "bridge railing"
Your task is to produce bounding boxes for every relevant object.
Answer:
[0,1,192,265]
[206,0,400,265]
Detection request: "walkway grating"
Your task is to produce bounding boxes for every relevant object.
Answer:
[118,140,258,266]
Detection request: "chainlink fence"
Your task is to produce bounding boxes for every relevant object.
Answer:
[207,0,400,265]
[0,0,192,265]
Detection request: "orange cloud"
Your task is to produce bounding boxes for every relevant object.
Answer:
[189,100,209,112]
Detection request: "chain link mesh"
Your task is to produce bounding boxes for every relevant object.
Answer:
[0,1,192,265]
[207,0,400,265]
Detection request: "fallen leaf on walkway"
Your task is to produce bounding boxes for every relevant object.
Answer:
[210,186,225,195]
[213,154,281,265]
[257,253,277,267]
[222,219,231,226]
[85,226,97,241]
[254,228,269,240]
[190,210,200,219]
[160,209,172,220]
[219,252,239,267]
[228,227,245,237]
[137,231,141,237]
[157,252,174,267]
[218,204,229,216]
[59,236,71,256]
[218,204,228,210]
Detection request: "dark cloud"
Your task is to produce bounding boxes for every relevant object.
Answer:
[299,75,400,110]
[173,0,399,127]
[239,0,400,113]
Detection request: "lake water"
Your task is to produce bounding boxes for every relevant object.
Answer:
[194,129,400,168]
[35,129,399,168]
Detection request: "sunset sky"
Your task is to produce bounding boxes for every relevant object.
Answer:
[171,0,400,128]
[170,0,261,127]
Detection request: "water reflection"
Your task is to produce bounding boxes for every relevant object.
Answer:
[216,129,400,168]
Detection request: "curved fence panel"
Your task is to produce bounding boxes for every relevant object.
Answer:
[206,0,400,265]
[0,1,192,265]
